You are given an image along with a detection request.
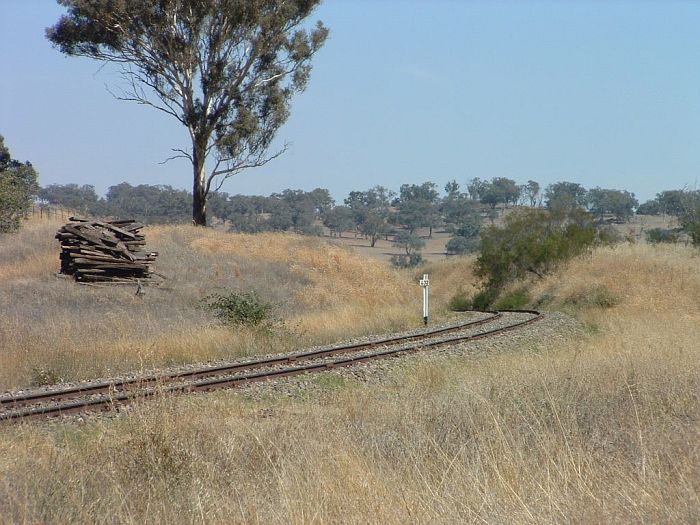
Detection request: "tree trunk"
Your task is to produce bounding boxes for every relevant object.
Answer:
[192,140,207,226]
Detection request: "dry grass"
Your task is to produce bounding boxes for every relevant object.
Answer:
[0,232,698,523]
[0,223,420,389]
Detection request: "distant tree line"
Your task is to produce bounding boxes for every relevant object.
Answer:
[39,182,192,224]
[636,189,700,245]
[33,177,700,251]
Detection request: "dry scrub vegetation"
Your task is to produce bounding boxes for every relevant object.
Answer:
[1,223,699,523]
[0,220,433,389]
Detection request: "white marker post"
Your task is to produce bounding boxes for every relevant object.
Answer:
[419,273,430,325]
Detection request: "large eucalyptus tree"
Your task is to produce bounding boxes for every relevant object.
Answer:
[48,0,328,225]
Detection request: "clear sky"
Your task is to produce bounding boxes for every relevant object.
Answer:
[2,0,700,203]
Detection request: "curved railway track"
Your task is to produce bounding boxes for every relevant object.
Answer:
[0,310,542,422]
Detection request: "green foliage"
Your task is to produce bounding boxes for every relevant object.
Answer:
[494,288,531,310]
[0,135,38,233]
[103,182,192,223]
[475,208,598,292]
[390,253,424,269]
[442,193,481,232]
[656,190,694,216]
[523,180,540,207]
[470,288,498,311]
[202,291,273,327]
[645,228,679,244]
[445,206,481,255]
[395,182,440,234]
[448,292,473,311]
[48,0,328,225]
[445,235,479,255]
[344,186,394,246]
[685,220,700,246]
[38,183,99,214]
[636,199,661,216]
[394,231,425,255]
[545,181,588,213]
[211,188,334,233]
[640,190,700,246]
[322,205,355,236]
[31,366,64,387]
[587,187,638,222]
[479,177,521,209]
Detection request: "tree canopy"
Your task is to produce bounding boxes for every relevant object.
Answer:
[544,181,588,214]
[47,0,328,225]
[587,187,638,222]
[0,135,38,232]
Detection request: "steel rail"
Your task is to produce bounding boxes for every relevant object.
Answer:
[1,310,542,422]
[0,312,501,409]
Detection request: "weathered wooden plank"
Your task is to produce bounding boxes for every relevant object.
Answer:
[72,258,149,267]
[62,224,104,246]
[93,221,138,240]
[69,253,129,263]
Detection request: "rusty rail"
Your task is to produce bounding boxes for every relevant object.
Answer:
[1,310,542,422]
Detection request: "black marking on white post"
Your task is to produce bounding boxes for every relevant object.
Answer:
[419,273,430,325]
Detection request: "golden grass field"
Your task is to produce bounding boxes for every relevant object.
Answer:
[0,217,698,523]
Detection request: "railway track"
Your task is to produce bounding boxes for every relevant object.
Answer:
[0,310,542,422]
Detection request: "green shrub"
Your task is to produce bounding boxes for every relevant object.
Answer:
[475,209,598,291]
[448,292,472,311]
[202,291,273,327]
[31,367,64,386]
[686,220,700,246]
[645,228,679,244]
[494,288,531,310]
[445,235,479,255]
[390,253,423,269]
[470,288,499,311]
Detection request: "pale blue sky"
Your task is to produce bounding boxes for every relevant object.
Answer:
[2,0,700,203]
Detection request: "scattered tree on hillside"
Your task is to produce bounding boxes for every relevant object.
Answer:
[636,199,662,216]
[39,183,99,214]
[395,182,440,235]
[0,135,38,232]
[394,230,425,256]
[466,177,487,201]
[48,0,328,226]
[441,190,478,229]
[322,205,355,237]
[587,187,638,222]
[445,210,481,255]
[344,186,394,246]
[544,181,588,214]
[444,180,460,197]
[635,189,700,245]
[223,194,268,232]
[523,180,540,207]
[390,231,425,268]
[656,190,698,217]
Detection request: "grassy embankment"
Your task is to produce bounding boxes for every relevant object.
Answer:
[0,220,458,390]
[0,220,698,523]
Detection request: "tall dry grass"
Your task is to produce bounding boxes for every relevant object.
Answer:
[0,224,425,389]
[0,241,698,523]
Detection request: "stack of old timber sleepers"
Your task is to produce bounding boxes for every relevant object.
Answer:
[56,218,159,283]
